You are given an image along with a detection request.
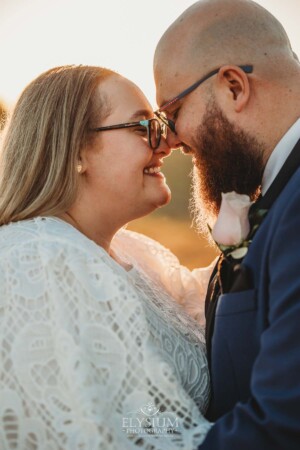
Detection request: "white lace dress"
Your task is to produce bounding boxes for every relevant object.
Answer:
[0,217,214,450]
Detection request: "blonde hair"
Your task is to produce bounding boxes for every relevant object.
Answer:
[0,65,114,225]
[0,100,7,130]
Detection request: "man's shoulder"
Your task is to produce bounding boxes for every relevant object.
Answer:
[259,165,300,228]
[274,164,300,206]
[246,166,300,267]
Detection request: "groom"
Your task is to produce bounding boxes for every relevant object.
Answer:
[154,0,300,448]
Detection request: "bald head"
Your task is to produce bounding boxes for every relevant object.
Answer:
[154,0,300,223]
[154,0,297,93]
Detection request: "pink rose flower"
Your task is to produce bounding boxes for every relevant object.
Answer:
[212,192,253,247]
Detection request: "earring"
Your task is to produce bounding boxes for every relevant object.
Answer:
[77,163,82,173]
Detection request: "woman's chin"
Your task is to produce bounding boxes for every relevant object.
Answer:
[154,185,172,208]
[161,190,172,207]
[150,195,171,215]
[132,192,172,221]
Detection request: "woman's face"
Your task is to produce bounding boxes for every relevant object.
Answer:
[81,74,172,225]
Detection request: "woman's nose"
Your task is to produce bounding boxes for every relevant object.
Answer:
[154,136,172,157]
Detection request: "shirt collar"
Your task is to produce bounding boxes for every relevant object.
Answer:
[261,118,300,195]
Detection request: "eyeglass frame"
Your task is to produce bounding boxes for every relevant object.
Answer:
[154,64,253,134]
[89,118,166,150]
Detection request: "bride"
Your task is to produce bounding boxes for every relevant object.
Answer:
[0,65,214,449]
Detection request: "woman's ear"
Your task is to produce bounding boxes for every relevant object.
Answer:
[216,65,251,113]
[77,151,88,174]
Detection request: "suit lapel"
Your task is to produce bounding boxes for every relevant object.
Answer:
[204,266,220,365]
[254,138,300,211]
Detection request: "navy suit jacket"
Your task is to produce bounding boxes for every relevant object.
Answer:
[200,139,300,449]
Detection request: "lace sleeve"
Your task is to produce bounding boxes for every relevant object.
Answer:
[112,229,217,325]
[0,237,211,449]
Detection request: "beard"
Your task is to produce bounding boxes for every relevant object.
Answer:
[190,102,265,237]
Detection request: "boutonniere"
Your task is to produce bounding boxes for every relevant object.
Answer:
[210,191,268,260]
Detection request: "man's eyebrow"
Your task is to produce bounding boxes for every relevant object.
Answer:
[158,97,181,112]
[129,109,153,120]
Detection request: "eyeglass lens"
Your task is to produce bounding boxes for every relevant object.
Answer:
[149,120,158,149]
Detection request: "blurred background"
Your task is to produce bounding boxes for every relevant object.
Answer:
[0,0,299,268]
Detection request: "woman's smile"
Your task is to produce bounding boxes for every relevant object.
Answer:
[143,163,164,178]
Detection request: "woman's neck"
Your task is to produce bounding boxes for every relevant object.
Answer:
[59,211,114,253]
[60,211,131,270]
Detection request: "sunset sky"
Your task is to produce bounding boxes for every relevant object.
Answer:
[0,0,299,107]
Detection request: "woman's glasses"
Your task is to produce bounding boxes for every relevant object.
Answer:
[89,118,166,150]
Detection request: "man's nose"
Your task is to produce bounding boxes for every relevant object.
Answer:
[166,129,183,150]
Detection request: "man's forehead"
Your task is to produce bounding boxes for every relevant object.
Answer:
[154,38,205,106]
[155,67,199,108]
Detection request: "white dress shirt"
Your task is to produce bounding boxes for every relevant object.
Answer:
[261,118,300,195]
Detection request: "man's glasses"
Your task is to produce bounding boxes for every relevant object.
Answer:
[155,65,253,134]
[89,118,166,150]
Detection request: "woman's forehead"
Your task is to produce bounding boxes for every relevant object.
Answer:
[97,75,153,119]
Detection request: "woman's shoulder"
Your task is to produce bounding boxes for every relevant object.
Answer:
[0,217,106,263]
[112,228,180,266]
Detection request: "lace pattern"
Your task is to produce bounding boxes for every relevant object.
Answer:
[112,228,216,326]
[0,218,212,449]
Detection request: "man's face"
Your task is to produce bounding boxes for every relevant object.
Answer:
[190,100,265,232]
[155,65,265,229]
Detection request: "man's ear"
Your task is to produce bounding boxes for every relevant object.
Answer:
[216,65,251,112]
